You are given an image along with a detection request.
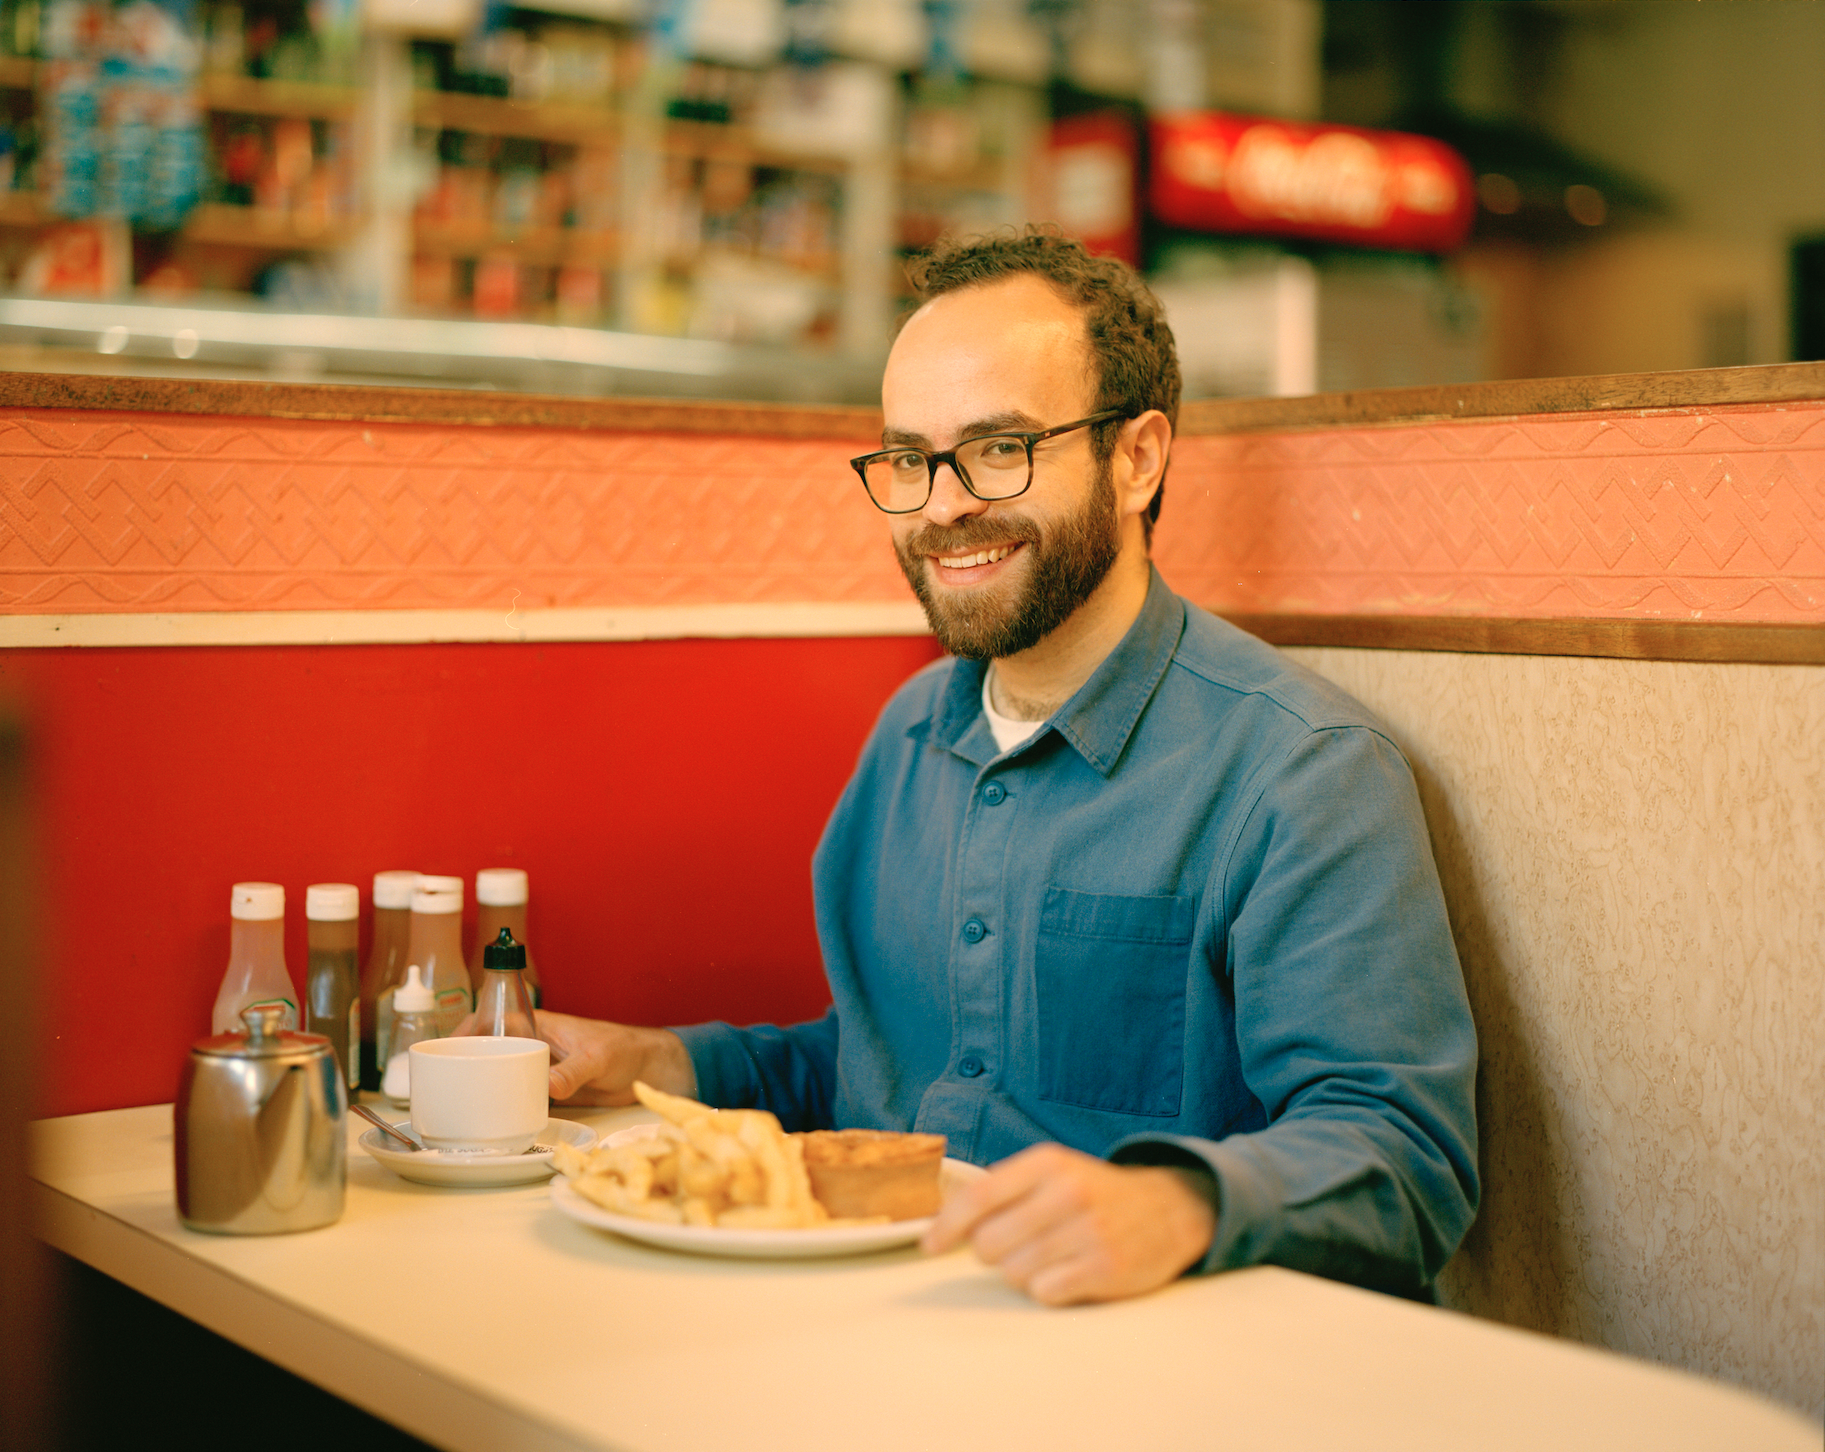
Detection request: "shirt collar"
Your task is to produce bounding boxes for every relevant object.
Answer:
[923,566,1186,777]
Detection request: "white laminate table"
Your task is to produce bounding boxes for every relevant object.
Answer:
[31,1103,1815,1452]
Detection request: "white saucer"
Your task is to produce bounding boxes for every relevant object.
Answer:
[360,1116,596,1187]
[549,1124,986,1259]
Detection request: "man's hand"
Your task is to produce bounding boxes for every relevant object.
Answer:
[920,1142,1217,1305]
[535,1010,698,1106]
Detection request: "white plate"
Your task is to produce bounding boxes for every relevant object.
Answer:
[360,1116,597,1187]
[549,1124,986,1260]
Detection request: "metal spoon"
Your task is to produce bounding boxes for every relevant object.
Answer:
[352,1102,422,1151]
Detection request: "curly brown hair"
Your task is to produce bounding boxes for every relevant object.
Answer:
[901,226,1181,539]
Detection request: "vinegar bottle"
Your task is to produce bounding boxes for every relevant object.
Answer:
[363,869,418,1092]
[473,928,539,1039]
[407,875,470,1035]
[305,882,360,1092]
[212,882,296,1033]
[469,868,542,1008]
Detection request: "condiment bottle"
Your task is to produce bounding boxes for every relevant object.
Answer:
[468,868,542,1008]
[473,928,539,1039]
[407,875,470,1035]
[363,869,419,1092]
[212,882,297,1034]
[381,965,439,1106]
[305,883,361,1092]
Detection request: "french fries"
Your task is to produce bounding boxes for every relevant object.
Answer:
[556,1082,888,1230]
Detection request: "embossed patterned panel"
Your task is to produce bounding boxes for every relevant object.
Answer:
[0,411,899,613]
[1156,404,1824,622]
[3,400,1820,620]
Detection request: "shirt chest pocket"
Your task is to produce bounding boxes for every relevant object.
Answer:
[1034,886,1195,1119]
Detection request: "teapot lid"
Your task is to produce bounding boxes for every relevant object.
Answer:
[192,1003,331,1060]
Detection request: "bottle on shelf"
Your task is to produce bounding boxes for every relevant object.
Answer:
[407,874,470,1035]
[304,882,360,1091]
[380,964,439,1105]
[473,927,538,1039]
[468,867,541,1007]
[363,869,419,1092]
[211,881,296,1033]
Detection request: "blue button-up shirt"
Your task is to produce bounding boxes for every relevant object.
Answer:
[678,568,1478,1292]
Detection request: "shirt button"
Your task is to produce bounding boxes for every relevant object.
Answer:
[982,782,1007,805]
[962,918,986,943]
[958,1056,984,1078]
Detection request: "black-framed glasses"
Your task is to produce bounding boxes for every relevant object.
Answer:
[850,410,1126,514]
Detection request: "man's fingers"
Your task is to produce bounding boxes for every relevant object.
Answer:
[920,1146,1056,1253]
[547,1049,603,1103]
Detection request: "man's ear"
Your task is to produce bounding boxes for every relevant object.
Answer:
[1115,411,1173,520]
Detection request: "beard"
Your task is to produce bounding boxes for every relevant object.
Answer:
[894,457,1121,661]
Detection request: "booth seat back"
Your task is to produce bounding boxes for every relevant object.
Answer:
[1287,646,1822,1422]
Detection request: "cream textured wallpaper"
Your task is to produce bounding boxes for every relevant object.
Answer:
[1283,648,1824,1420]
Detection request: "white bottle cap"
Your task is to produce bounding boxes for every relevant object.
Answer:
[372,870,420,909]
[476,868,529,906]
[411,877,463,914]
[231,882,284,921]
[393,964,434,1012]
[305,883,359,921]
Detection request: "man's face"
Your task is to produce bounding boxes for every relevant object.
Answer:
[880,276,1122,661]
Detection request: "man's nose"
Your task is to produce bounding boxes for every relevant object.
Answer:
[922,461,987,528]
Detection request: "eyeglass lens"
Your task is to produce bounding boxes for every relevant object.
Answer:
[864,434,1031,511]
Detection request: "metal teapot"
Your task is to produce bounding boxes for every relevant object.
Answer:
[175,1003,347,1234]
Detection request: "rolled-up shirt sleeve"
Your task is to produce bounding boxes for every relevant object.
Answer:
[1112,724,1479,1295]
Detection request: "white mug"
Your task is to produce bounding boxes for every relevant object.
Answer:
[409,1037,549,1154]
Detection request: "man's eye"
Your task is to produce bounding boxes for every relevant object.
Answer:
[888,451,928,473]
[975,438,1026,463]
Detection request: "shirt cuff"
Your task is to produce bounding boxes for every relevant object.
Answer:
[669,1021,758,1108]
[1109,1132,1283,1277]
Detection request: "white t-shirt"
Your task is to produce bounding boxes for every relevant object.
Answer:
[982,669,1043,753]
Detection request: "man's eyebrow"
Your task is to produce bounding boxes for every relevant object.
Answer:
[879,411,1044,448]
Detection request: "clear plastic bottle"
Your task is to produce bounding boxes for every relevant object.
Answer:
[305,882,360,1092]
[468,868,542,1008]
[212,882,297,1033]
[473,927,539,1039]
[363,869,419,1091]
[407,875,470,1035]
[381,964,439,1106]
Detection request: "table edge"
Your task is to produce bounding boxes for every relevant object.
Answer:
[31,1178,612,1452]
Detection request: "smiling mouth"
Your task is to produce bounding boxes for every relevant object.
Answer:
[934,544,1021,571]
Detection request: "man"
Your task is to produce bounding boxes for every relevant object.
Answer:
[539,229,1479,1306]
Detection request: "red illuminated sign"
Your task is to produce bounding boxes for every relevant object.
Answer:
[1149,112,1475,253]
[1045,111,1142,268]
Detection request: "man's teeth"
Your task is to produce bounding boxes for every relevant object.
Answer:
[936,545,1016,570]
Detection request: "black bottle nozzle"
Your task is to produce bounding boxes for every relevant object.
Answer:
[483,926,527,971]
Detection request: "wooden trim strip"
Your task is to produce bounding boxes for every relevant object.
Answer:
[3,361,1820,438]
[0,373,882,439]
[6,605,1819,664]
[0,602,934,649]
[1226,614,1825,666]
[1177,362,1825,435]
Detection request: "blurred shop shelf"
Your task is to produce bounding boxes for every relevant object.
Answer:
[412,222,617,266]
[662,120,851,176]
[183,203,366,250]
[199,74,362,120]
[0,192,45,228]
[412,92,618,143]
